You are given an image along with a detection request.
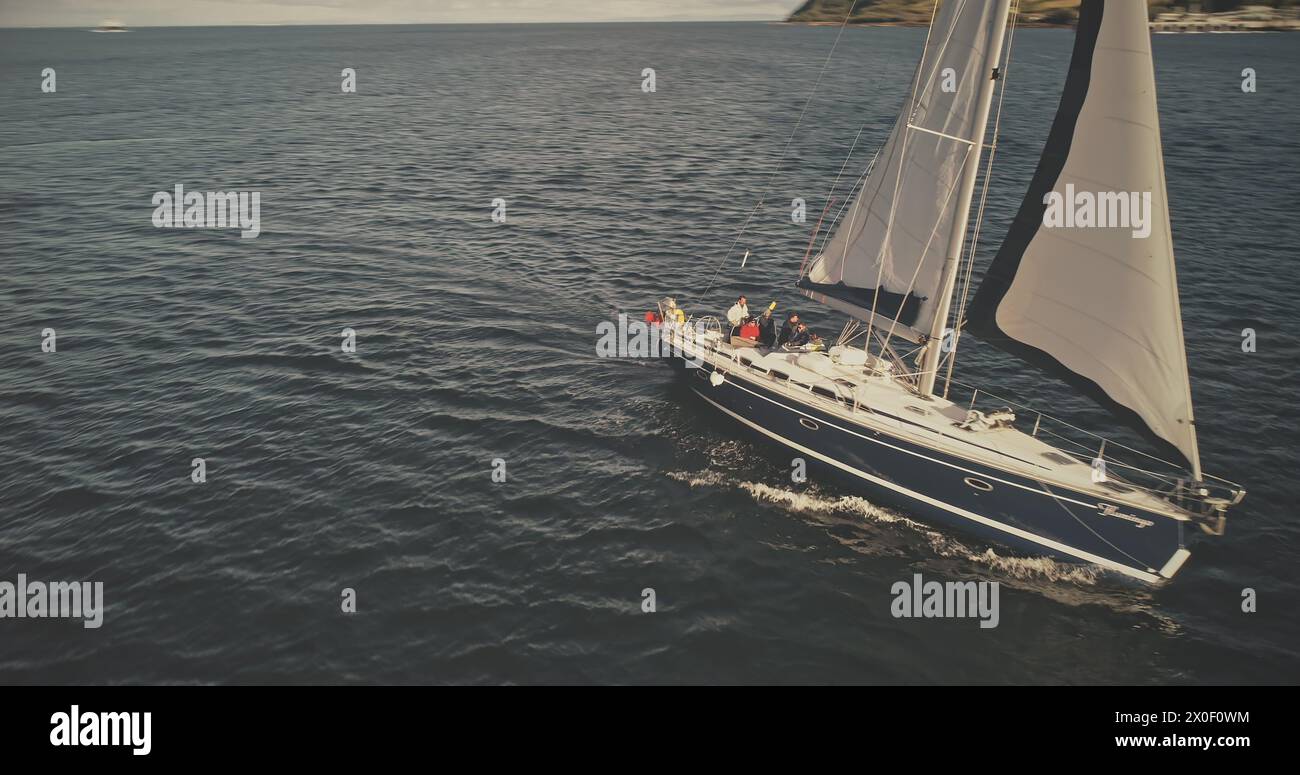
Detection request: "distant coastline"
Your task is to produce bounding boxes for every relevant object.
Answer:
[785,1,1300,31]
[775,20,1072,28]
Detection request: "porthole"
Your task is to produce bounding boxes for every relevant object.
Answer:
[963,477,993,492]
[799,418,820,431]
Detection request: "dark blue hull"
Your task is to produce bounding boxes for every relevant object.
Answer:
[672,357,1189,582]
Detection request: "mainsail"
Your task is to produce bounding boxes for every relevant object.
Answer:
[798,0,1008,344]
[966,0,1202,477]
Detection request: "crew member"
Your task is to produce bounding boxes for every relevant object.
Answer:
[787,322,812,348]
[756,308,777,347]
[777,312,800,346]
[726,295,750,337]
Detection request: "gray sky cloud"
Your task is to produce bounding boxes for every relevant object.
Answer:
[0,0,796,27]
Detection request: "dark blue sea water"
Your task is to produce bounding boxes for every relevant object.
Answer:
[1,22,1297,684]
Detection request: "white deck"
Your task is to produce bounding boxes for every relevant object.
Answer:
[667,325,1192,521]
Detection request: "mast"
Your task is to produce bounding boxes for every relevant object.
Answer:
[917,0,1013,397]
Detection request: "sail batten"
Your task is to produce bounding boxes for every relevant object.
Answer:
[966,0,1202,477]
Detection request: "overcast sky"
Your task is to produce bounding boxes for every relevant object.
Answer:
[0,0,798,26]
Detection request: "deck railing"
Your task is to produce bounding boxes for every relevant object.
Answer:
[948,379,1244,515]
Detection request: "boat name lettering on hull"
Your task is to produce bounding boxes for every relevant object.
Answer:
[1097,502,1154,529]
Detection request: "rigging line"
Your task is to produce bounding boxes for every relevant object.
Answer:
[944,0,1021,398]
[815,122,870,257]
[815,153,874,259]
[943,376,1192,473]
[1039,482,1151,569]
[1030,429,1187,494]
[797,196,836,277]
[806,121,879,278]
[694,3,857,307]
[840,318,867,347]
[836,319,854,347]
[833,151,874,282]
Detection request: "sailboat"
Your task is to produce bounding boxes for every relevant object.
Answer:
[654,0,1245,583]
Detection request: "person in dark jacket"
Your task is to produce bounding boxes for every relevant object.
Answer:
[787,322,812,348]
[756,309,777,347]
[777,312,800,346]
[787,323,826,350]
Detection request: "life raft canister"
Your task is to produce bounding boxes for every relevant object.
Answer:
[739,322,760,340]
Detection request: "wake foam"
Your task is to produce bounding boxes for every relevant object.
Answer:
[668,469,1101,586]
